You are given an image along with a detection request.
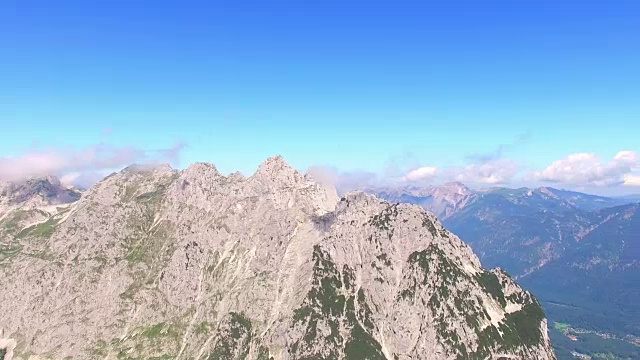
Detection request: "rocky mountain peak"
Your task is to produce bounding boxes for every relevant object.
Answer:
[254,155,296,177]
[0,176,81,208]
[181,162,222,180]
[341,189,376,203]
[0,156,556,360]
[438,181,473,195]
[252,155,310,191]
[227,171,246,182]
[536,187,562,199]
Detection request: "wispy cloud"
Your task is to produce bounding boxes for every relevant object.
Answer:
[308,136,527,191]
[306,166,380,194]
[465,132,532,163]
[0,142,186,187]
[447,158,518,185]
[532,150,639,187]
[432,133,530,185]
[156,142,187,165]
[306,151,426,192]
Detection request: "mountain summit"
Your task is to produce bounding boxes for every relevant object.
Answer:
[0,156,555,359]
[0,176,80,209]
[0,176,81,242]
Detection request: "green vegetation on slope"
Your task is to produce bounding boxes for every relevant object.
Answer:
[208,312,253,360]
[549,326,640,360]
[401,243,547,359]
[476,272,507,308]
[16,217,58,239]
[344,322,386,360]
[291,245,386,360]
[101,321,184,360]
[0,244,22,263]
[369,204,398,231]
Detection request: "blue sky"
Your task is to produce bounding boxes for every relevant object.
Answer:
[1,1,639,194]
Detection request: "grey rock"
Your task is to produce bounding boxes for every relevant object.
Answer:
[0,157,555,359]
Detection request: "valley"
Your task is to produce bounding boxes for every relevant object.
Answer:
[370,183,640,359]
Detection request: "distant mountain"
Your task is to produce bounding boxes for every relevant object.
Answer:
[0,158,556,359]
[520,203,640,335]
[0,176,81,209]
[369,183,640,358]
[442,189,592,277]
[370,184,627,221]
[371,184,634,278]
[529,187,628,212]
[0,177,81,240]
[367,182,477,220]
[614,193,640,202]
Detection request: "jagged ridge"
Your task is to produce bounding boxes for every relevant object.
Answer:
[0,156,555,359]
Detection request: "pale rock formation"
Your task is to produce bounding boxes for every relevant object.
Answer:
[0,157,555,359]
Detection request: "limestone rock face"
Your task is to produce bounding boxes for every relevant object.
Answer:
[0,157,555,360]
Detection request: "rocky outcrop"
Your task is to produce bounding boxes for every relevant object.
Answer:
[0,157,555,359]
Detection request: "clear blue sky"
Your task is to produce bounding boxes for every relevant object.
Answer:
[1,1,639,192]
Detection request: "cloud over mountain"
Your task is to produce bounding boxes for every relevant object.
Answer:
[306,165,380,194]
[0,142,185,187]
[623,174,640,187]
[533,150,639,187]
[403,166,438,182]
[448,158,518,185]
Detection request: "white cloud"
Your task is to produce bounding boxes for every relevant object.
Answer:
[623,174,640,187]
[451,135,524,185]
[403,166,438,182]
[448,159,518,184]
[306,147,639,193]
[306,165,379,194]
[533,150,639,187]
[0,142,185,187]
[59,172,82,186]
[310,157,517,192]
[401,158,517,186]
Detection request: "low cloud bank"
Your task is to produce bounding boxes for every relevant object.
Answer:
[0,142,185,188]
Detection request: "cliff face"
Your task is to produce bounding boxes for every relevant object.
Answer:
[0,156,555,360]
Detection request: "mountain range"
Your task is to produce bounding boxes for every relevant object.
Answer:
[0,157,555,360]
[369,183,640,359]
